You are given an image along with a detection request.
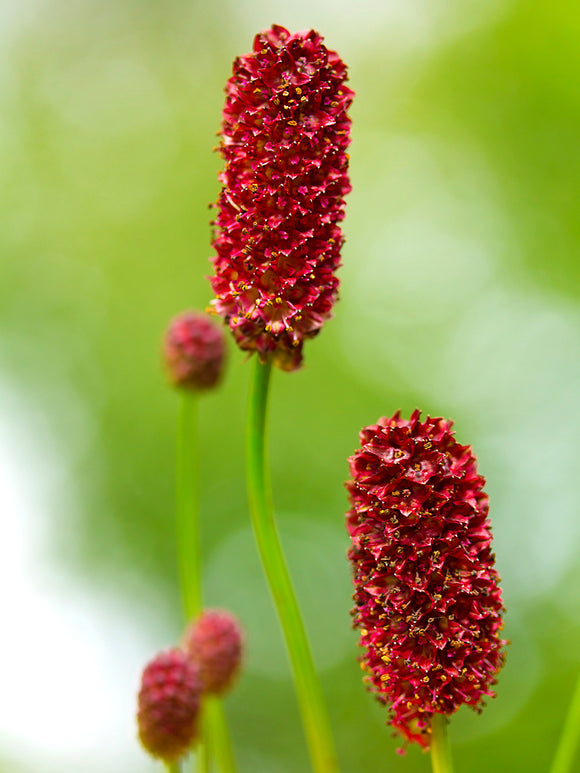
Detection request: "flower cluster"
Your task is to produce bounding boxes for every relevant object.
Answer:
[137,649,201,762]
[183,609,243,695]
[209,24,353,371]
[346,410,506,748]
[137,610,243,763]
[164,310,226,391]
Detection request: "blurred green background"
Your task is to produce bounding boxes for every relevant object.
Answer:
[1,0,580,771]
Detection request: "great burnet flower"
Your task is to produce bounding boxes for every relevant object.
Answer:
[209,25,353,371]
[137,649,202,762]
[346,410,506,749]
[183,609,243,695]
[163,310,226,391]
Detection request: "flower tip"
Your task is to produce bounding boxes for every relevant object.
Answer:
[163,310,226,391]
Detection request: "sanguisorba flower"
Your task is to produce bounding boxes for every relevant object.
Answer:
[137,649,202,762]
[183,609,243,695]
[164,310,226,391]
[346,410,506,749]
[209,25,353,371]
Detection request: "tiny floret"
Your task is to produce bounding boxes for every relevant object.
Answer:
[183,609,243,695]
[209,25,353,371]
[163,311,226,390]
[346,410,506,749]
[137,648,201,762]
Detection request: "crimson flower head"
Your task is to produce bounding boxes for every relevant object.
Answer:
[346,410,506,749]
[209,25,353,371]
[137,648,202,762]
[163,310,226,391]
[183,609,243,695]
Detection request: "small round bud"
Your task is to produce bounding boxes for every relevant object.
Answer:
[163,311,226,391]
[183,609,243,695]
[137,648,202,762]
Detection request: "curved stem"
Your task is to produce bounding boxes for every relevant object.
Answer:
[176,393,201,620]
[246,356,339,773]
[550,670,580,773]
[430,714,454,773]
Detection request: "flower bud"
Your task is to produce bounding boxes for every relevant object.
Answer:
[137,648,202,761]
[346,410,507,748]
[183,609,243,695]
[209,25,353,371]
[163,311,226,391]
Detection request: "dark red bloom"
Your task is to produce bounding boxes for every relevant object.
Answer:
[183,609,243,695]
[163,311,226,390]
[346,410,506,749]
[209,25,353,371]
[137,649,202,762]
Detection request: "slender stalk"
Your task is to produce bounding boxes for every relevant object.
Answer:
[165,761,181,773]
[176,393,201,620]
[246,356,339,773]
[430,715,454,773]
[550,670,580,773]
[175,392,237,773]
[195,742,209,773]
[205,697,237,773]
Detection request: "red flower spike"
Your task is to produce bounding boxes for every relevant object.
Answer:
[137,649,202,762]
[183,609,243,695]
[209,25,353,371]
[346,410,507,749]
[163,311,226,391]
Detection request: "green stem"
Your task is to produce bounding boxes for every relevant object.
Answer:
[550,670,580,773]
[195,741,208,773]
[246,356,339,773]
[176,393,236,773]
[430,715,454,773]
[176,393,201,620]
[205,696,238,773]
[165,761,181,773]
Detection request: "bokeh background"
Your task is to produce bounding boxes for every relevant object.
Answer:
[2,0,580,771]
